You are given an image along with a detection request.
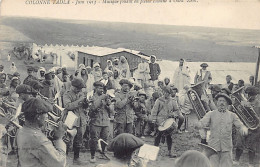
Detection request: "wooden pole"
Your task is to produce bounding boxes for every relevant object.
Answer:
[255,47,260,85]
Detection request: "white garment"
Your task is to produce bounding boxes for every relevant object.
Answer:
[86,73,95,93]
[172,62,191,90]
[137,62,150,81]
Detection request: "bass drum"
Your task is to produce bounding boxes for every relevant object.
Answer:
[158,118,177,136]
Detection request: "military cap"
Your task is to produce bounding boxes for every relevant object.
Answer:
[215,93,232,105]
[22,98,51,115]
[107,133,144,154]
[119,79,133,88]
[71,78,86,89]
[16,84,32,94]
[209,85,221,92]
[162,86,172,94]
[93,81,104,88]
[200,63,208,67]
[245,86,260,97]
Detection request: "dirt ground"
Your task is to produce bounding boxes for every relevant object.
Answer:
[6,112,258,167]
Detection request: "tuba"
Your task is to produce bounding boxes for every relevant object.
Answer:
[187,81,207,120]
[231,86,260,130]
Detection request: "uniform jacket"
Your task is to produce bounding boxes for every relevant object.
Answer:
[23,75,38,85]
[89,93,111,127]
[151,97,180,125]
[63,90,87,127]
[114,91,135,124]
[149,63,161,81]
[16,125,66,167]
[198,109,246,152]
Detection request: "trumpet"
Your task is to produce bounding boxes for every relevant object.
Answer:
[44,119,77,142]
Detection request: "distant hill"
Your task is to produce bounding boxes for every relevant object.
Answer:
[0,16,260,62]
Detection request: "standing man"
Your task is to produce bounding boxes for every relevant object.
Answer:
[63,78,88,165]
[89,81,112,163]
[152,86,180,158]
[234,86,260,167]
[172,59,191,91]
[196,93,248,167]
[149,55,161,86]
[114,79,135,136]
[23,66,38,85]
[222,75,234,92]
[194,63,212,89]
[16,98,67,167]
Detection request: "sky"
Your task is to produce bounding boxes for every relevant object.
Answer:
[0,0,260,30]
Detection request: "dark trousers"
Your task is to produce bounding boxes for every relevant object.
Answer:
[177,115,184,130]
[135,118,147,137]
[73,125,86,159]
[89,124,109,157]
[115,122,133,136]
[154,131,172,151]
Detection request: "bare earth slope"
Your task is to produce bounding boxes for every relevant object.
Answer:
[1,17,260,62]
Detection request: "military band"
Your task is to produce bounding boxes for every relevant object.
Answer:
[0,60,259,167]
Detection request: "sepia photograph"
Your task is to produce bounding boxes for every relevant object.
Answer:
[0,0,260,166]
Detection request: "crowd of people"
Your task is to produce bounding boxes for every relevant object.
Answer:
[0,55,259,167]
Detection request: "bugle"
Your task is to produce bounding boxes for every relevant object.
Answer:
[45,119,77,142]
[231,86,260,130]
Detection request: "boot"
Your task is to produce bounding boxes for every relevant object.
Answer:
[73,147,88,165]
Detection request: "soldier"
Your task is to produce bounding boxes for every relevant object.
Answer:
[16,98,67,167]
[234,86,260,167]
[23,66,38,85]
[63,78,88,165]
[14,84,33,125]
[134,90,148,138]
[196,93,248,167]
[114,79,135,136]
[152,86,180,158]
[89,81,113,163]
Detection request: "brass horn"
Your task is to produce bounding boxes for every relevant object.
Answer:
[48,112,60,122]
[187,81,207,120]
[231,86,260,130]
[198,143,217,158]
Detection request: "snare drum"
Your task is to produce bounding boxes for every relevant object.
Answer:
[158,118,177,136]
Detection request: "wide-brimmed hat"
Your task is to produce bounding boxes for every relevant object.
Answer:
[200,63,208,67]
[215,93,232,105]
[119,79,133,88]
